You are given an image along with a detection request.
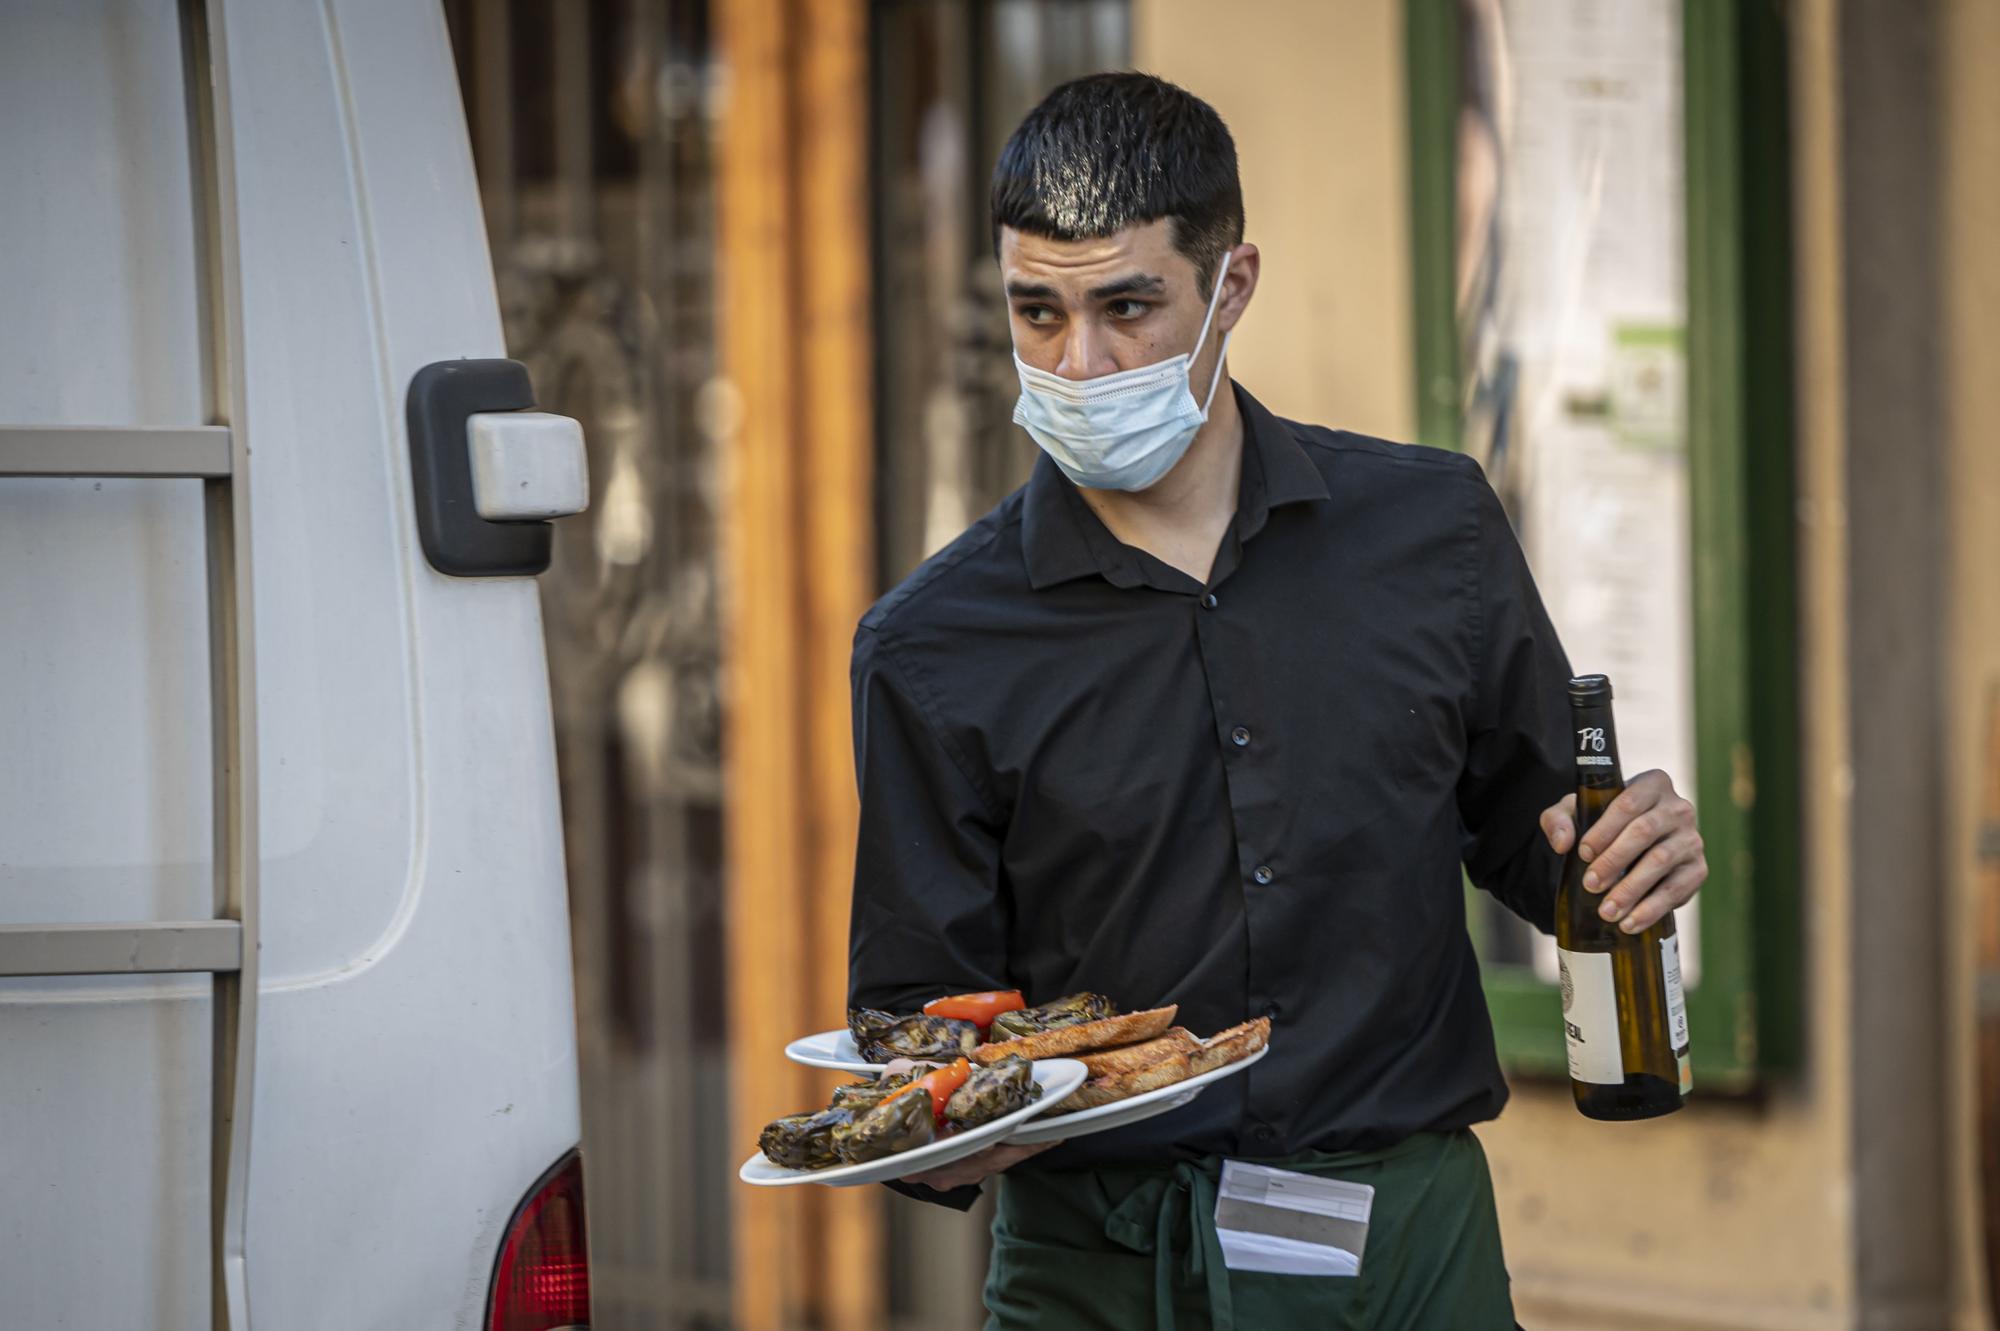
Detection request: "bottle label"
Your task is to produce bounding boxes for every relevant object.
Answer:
[1661,934,1691,1064]
[1558,947,1623,1085]
[1574,725,1616,769]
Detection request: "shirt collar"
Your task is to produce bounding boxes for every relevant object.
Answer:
[1021,381,1330,591]
[1234,382,1331,538]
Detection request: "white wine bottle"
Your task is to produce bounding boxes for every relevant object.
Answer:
[1556,675,1692,1119]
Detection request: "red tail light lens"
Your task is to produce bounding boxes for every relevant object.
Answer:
[488,1149,591,1331]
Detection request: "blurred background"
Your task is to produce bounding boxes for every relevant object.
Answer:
[435,1,2000,1328]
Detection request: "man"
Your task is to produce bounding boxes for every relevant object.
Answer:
[846,73,1706,1330]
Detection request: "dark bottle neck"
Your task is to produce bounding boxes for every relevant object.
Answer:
[1569,700,1625,831]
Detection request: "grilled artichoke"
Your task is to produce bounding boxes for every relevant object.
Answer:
[943,1054,1041,1130]
[758,1106,856,1170]
[831,1087,936,1164]
[847,1006,901,1044]
[988,992,1116,1041]
[830,1071,916,1112]
[847,1007,980,1063]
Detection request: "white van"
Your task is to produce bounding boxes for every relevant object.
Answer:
[1,3,592,1328]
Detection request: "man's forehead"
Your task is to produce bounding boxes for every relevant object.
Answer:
[998,220,1186,284]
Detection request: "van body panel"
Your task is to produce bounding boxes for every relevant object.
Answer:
[0,2,585,1326]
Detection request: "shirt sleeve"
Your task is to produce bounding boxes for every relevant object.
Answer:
[847,624,1012,1012]
[847,624,1009,1214]
[1456,461,1575,934]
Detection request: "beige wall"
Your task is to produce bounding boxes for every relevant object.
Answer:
[1134,0,1414,442]
[1132,3,1929,1327]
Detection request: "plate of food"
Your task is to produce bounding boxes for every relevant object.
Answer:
[786,990,1183,1076]
[1004,1019,1272,1145]
[739,1055,1088,1188]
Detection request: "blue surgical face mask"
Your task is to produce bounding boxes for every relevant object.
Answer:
[1011,250,1236,492]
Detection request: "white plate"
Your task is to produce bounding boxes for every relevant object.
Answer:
[739,1058,1089,1188]
[784,1027,963,1075]
[1004,1043,1271,1146]
[783,1028,884,1075]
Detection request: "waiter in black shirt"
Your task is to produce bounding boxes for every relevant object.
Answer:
[846,74,1707,1330]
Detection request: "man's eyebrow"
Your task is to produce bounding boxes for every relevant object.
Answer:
[1003,273,1168,303]
[1086,273,1165,301]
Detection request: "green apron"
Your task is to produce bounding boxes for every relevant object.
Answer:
[983,1130,1516,1331]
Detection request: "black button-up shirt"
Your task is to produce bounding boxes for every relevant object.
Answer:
[847,383,1573,1191]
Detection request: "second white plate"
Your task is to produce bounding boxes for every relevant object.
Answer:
[1005,1043,1271,1146]
[784,1027,983,1075]
[784,1028,895,1075]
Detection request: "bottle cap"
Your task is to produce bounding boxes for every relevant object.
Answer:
[1567,674,1614,705]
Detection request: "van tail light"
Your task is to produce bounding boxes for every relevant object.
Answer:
[488,1148,591,1331]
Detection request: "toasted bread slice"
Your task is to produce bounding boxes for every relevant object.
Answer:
[1189,1017,1272,1077]
[969,1005,1179,1066]
[1075,1028,1200,1079]
[1048,1052,1195,1115]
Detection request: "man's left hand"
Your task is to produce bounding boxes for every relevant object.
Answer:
[904,1139,1059,1192]
[1539,770,1706,932]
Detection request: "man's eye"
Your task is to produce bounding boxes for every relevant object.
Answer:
[1018,304,1058,326]
[1108,300,1150,320]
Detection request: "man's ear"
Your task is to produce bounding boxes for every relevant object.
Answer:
[1217,243,1260,333]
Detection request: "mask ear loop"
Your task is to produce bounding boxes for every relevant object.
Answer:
[1191,249,1237,416]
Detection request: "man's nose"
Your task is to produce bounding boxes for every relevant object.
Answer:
[1055,323,1119,380]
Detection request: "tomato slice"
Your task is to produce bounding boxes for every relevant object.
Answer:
[922,989,1026,1032]
[886,1057,972,1123]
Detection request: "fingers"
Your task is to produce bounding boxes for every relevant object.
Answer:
[904,1160,980,1189]
[1577,770,1672,865]
[1611,859,1707,934]
[1541,794,1578,854]
[1581,791,1694,893]
[1593,828,1706,930]
[906,1140,1058,1191]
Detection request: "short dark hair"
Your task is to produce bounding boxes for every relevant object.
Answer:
[990,72,1244,296]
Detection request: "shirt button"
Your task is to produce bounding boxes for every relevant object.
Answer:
[1262,1001,1281,1020]
[1230,726,1250,747]
[1252,1123,1279,1144]
[1200,592,1219,610]
[1252,865,1274,885]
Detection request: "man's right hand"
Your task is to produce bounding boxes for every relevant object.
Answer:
[904,1139,1060,1192]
